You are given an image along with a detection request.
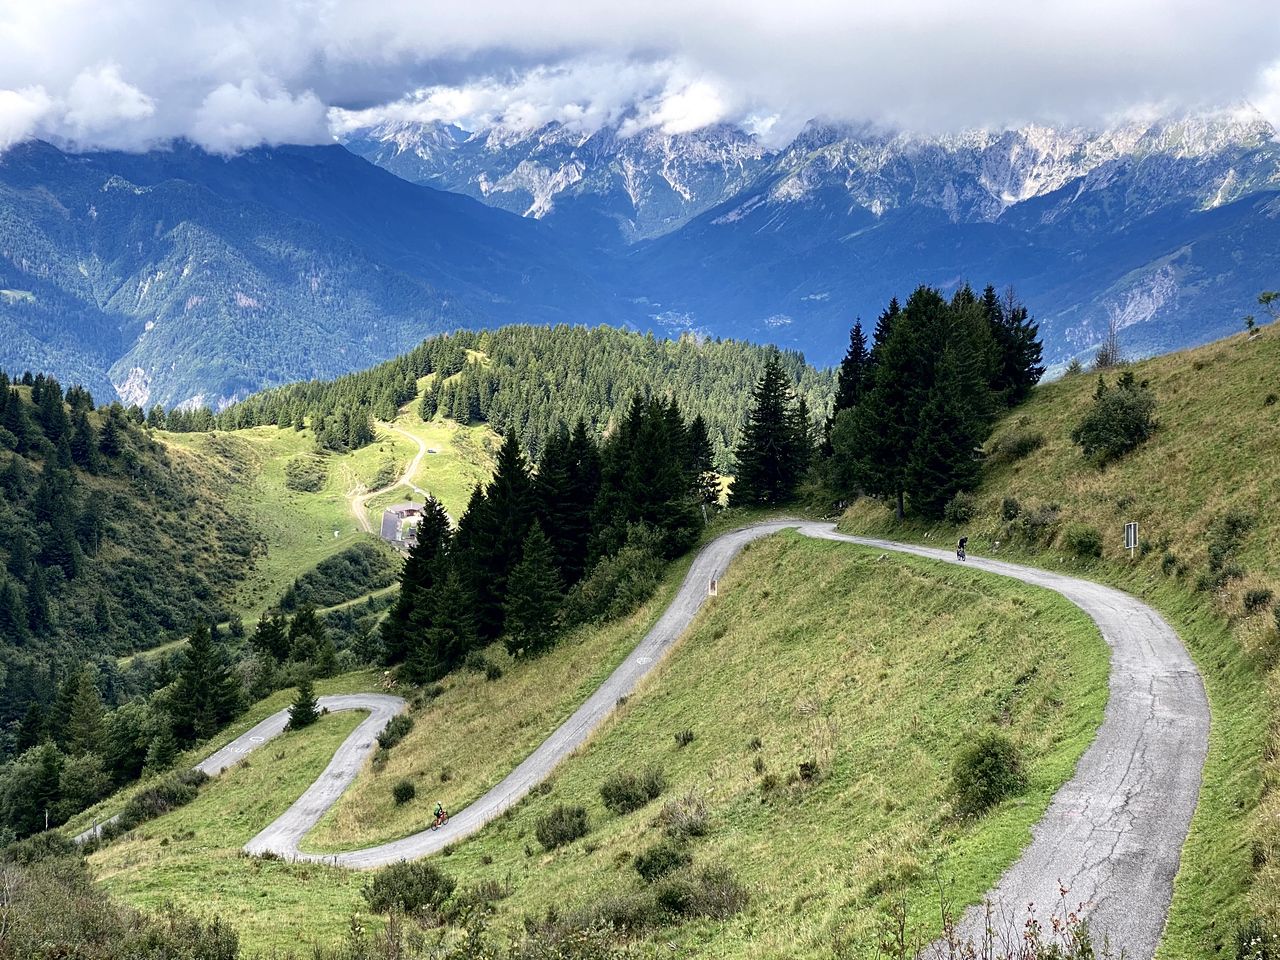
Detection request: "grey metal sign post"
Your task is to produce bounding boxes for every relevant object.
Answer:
[1124,521,1138,559]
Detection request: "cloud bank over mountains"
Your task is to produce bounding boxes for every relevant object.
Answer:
[3,0,1280,153]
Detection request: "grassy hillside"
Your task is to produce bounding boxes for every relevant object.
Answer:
[840,326,1280,955]
[159,400,496,622]
[85,533,1106,957]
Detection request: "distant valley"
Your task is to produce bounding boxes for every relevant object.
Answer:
[2,111,1278,409]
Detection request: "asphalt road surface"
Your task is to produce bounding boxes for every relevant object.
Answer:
[90,521,1208,959]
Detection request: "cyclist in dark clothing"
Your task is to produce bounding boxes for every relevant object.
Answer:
[957,536,968,561]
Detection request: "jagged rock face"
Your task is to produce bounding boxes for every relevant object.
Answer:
[342,110,1280,369]
[346,110,1280,239]
[344,121,776,242]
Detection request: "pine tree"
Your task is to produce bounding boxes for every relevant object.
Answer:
[403,567,474,683]
[15,701,46,752]
[287,606,336,673]
[251,612,291,662]
[144,725,179,773]
[871,298,901,357]
[287,677,320,730]
[460,431,536,641]
[98,411,122,458]
[383,496,452,665]
[904,347,982,519]
[170,622,242,743]
[503,525,563,656]
[834,321,869,413]
[0,578,28,645]
[836,288,941,520]
[65,668,105,757]
[685,414,720,507]
[986,286,1045,406]
[730,355,800,506]
[68,409,98,470]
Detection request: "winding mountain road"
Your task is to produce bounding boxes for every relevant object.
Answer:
[348,424,432,535]
[100,521,1209,959]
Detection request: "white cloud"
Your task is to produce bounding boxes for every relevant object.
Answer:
[0,86,53,150]
[1255,61,1280,134]
[191,81,328,153]
[63,65,157,146]
[1,1,1279,153]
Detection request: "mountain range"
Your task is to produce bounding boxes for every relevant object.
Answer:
[2,109,1278,407]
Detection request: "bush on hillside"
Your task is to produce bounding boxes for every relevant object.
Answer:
[536,804,590,850]
[278,541,398,612]
[376,713,414,750]
[1244,588,1274,614]
[1070,371,1157,467]
[943,491,977,525]
[1000,496,1022,521]
[283,454,328,492]
[560,525,666,627]
[657,791,709,840]
[1063,523,1104,559]
[392,779,415,805]
[1235,917,1280,960]
[952,732,1027,817]
[988,428,1044,466]
[1016,502,1062,544]
[362,859,455,914]
[634,838,692,883]
[2,854,240,960]
[93,769,210,844]
[600,766,666,814]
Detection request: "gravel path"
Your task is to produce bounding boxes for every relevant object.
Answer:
[87,521,1209,959]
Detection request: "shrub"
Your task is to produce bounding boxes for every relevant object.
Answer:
[560,525,666,626]
[943,492,977,525]
[104,769,210,839]
[988,429,1044,466]
[1071,371,1157,467]
[952,732,1027,817]
[485,660,503,681]
[463,649,490,673]
[536,804,590,850]
[600,766,666,814]
[283,454,327,492]
[1017,502,1061,544]
[1265,393,1278,407]
[1000,496,1022,521]
[278,541,397,611]
[362,859,455,914]
[657,791,709,839]
[654,865,749,920]
[746,735,763,751]
[1062,523,1103,559]
[673,729,695,748]
[1161,551,1181,576]
[634,839,692,883]
[1244,588,1275,614]
[392,779,416,805]
[1235,917,1280,960]
[377,713,414,750]
[1209,509,1254,575]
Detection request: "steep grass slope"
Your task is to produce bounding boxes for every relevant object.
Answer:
[85,533,1106,957]
[841,325,1280,956]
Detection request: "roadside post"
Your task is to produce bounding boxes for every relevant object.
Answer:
[1124,521,1138,559]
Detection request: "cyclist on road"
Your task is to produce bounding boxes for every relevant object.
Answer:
[957,536,968,561]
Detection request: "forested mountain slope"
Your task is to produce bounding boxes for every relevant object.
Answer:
[0,141,623,409]
[0,375,255,730]
[209,324,836,467]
